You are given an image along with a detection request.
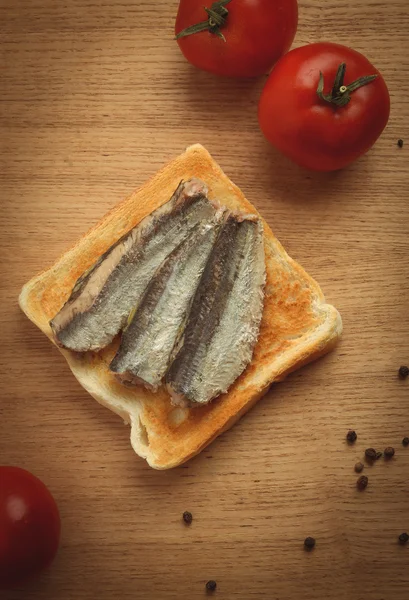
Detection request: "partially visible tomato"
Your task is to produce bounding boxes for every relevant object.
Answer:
[0,466,60,589]
[258,42,390,171]
[175,0,298,78]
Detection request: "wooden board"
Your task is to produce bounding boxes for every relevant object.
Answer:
[1,1,408,598]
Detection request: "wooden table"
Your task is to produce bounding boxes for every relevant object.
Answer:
[1,1,408,598]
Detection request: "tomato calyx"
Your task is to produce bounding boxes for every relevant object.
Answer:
[317,62,378,107]
[175,0,231,42]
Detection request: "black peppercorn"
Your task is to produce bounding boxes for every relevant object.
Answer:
[375,451,383,460]
[402,437,409,447]
[304,537,316,550]
[399,532,409,544]
[346,430,357,443]
[357,475,368,490]
[206,580,217,592]
[354,462,364,473]
[365,448,377,461]
[397,139,404,148]
[399,366,409,379]
[384,447,395,458]
[183,511,193,525]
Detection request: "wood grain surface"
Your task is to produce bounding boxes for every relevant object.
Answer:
[1,1,408,599]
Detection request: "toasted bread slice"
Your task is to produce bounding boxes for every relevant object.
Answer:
[19,144,342,470]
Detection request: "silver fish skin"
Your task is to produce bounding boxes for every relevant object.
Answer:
[166,214,265,406]
[50,179,216,352]
[109,212,226,390]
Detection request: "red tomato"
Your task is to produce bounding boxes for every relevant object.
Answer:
[175,0,298,78]
[0,466,60,589]
[258,42,390,171]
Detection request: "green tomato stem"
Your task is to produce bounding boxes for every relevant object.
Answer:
[317,62,378,107]
[175,0,231,42]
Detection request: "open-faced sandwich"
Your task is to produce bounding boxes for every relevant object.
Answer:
[19,144,342,469]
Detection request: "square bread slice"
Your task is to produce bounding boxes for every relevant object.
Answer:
[19,144,342,469]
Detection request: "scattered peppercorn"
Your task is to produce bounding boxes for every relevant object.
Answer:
[183,511,193,525]
[357,475,369,490]
[375,451,383,460]
[346,430,357,443]
[206,580,217,592]
[304,537,316,550]
[399,366,409,379]
[397,139,404,148]
[399,532,409,544]
[354,462,364,473]
[402,437,409,447]
[384,447,395,459]
[365,448,377,461]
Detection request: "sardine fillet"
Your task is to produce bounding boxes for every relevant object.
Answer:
[166,215,266,405]
[50,179,216,352]
[110,213,225,390]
